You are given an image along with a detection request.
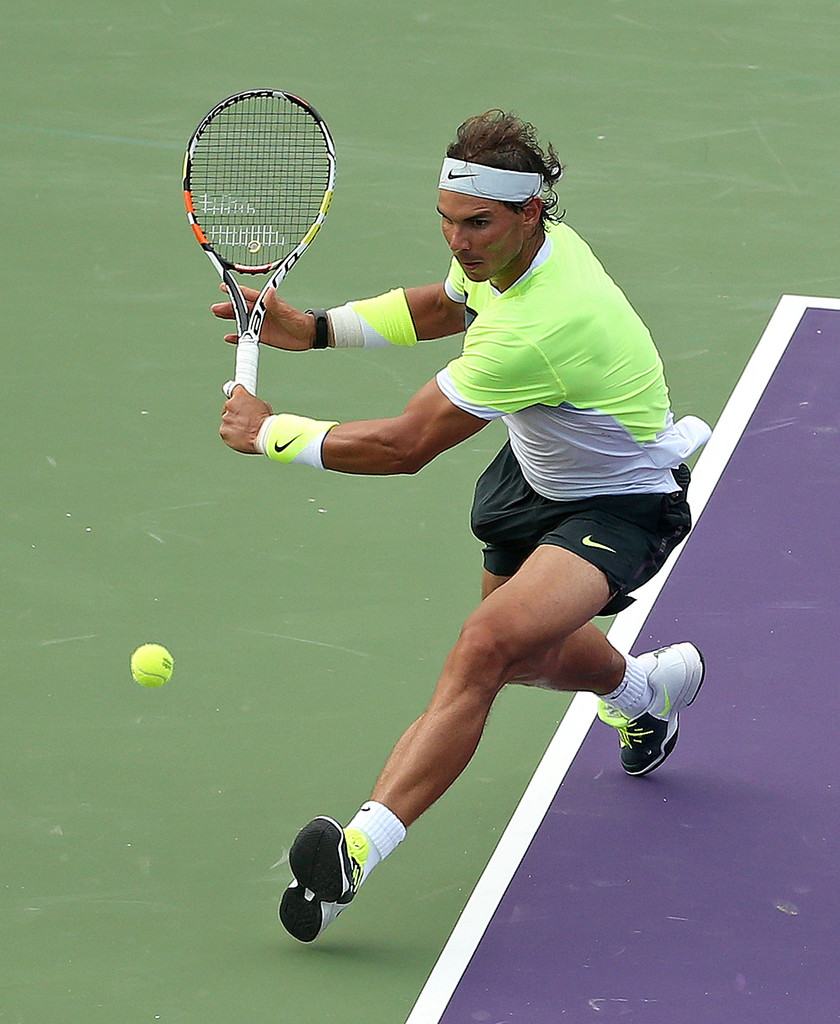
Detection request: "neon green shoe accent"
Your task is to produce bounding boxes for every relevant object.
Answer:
[597,699,629,728]
[598,699,662,753]
[343,828,369,889]
[597,700,633,748]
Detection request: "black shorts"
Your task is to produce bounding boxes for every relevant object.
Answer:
[470,443,692,616]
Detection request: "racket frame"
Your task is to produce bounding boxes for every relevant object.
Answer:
[183,89,336,396]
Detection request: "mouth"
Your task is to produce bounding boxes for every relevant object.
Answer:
[458,257,483,273]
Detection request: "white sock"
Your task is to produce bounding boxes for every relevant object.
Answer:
[601,654,653,719]
[346,801,406,885]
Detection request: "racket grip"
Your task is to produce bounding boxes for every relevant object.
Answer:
[223,337,259,398]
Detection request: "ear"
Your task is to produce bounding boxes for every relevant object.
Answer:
[522,195,544,231]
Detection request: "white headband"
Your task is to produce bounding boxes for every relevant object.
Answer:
[439,158,543,203]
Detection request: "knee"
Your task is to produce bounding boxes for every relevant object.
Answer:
[451,611,524,693]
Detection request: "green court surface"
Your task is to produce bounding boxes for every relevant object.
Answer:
[2,2,838,1021]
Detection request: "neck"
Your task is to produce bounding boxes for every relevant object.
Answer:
[491,227,545,292]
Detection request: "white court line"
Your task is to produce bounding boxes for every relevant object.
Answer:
[405,294,840,1024]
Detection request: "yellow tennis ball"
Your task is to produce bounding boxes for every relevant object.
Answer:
[130,643,174,687]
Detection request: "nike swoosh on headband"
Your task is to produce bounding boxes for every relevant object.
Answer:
[439,158,542,202]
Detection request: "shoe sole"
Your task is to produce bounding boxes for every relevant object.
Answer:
[288,816,353,902]
[278,883,323,943]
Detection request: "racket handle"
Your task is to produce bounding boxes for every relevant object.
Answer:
[223,337,259,398]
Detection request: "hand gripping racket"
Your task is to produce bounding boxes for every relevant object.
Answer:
[183,89,336,397]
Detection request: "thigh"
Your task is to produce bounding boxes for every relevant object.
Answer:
[481,569,510,600]
[445,548,619,696]
[472,544,612,664]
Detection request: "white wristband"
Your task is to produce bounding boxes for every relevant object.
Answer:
[327,303,396,349]
[327,305,366,348]
[256,415,276,455]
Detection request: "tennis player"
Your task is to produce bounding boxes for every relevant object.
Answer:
[213,110,712,942]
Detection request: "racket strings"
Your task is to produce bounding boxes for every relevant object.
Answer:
[188,94,332,269]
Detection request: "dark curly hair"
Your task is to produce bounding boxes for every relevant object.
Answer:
[446,110,565,224]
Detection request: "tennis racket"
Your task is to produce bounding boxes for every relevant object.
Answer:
[183,89,336,397]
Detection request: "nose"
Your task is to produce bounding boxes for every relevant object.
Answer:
[447,224,470,253]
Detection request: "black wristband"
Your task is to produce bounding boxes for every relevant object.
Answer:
[305,308,330,349]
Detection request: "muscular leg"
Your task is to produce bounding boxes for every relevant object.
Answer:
[371,544,625,825]
[280,533,701,945]
[482,565,619,693]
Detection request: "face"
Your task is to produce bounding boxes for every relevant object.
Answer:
[437,190,543,291]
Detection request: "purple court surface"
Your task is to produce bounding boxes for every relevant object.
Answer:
[407,296,840,1024]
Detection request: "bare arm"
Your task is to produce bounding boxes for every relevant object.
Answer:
[220,378,487,473]
[403,283,466,340]
[211,282,464,349]
[322,378,485,474]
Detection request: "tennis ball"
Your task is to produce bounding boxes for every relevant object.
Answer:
[130,643,174,687]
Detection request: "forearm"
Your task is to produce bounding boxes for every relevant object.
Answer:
[212,281,464,352]
[325,283,464,349]
[257,414,442,477]
[321,419,436,476]
[249,380,486,475]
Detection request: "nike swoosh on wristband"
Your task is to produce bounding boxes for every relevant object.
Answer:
[581,535,617,553]
[274,434,303,454]
[447,170,477,179]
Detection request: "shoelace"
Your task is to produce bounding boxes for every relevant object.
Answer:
[615,717,657,748]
